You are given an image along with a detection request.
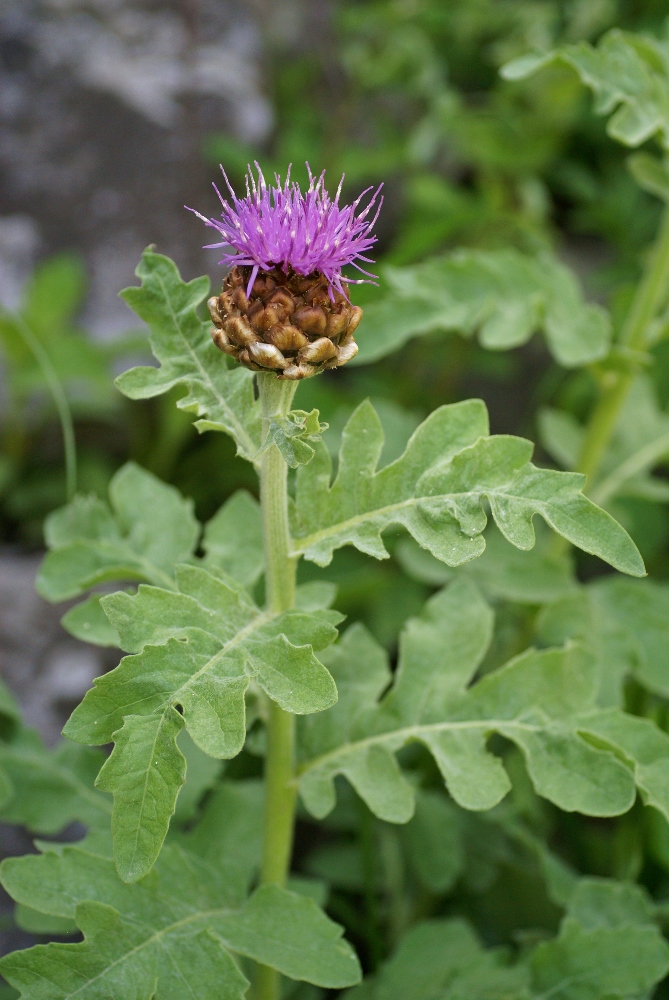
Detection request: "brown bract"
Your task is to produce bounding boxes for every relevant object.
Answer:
[208,266,362,379]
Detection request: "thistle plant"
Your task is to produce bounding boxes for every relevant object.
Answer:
[7,38,669,996]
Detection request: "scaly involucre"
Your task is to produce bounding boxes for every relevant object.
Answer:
[188,163,382,299]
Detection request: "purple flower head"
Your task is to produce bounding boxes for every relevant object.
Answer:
[187,162,383,300]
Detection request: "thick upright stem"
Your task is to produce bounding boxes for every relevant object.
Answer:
[576,203,669,488]
[256,373,298,1000]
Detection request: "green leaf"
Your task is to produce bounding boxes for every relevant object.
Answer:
[531,877,669,999]
[0,730,111,834]
[172,728,222,824]
[566,877,656,929]
[14,906,77,937]
[589,375,669,507]
[396,524,578,604]
[540,377,669,508]
[96,709,187,884]
[402,790,464,894]
[22,254,86,337]
[295,580,338,611]
[61,594,121,647]
[628,151,669,200]
[291,399,644,578]
[178,780,263,895]
[575,710,669,824]
[0,842,361,997]
[117,249,261,461]
[345,918,530,1000]
[214,884,361,988]
[202,489,264,588]
[259,409,329,468]
[538,408,583,470]
[372,578,493,730]
[65,565,340,880]
[350,876,669,1000]
[353,249,610,366]
[538,576,669,705]
[502,29,669,150]
[299,623,392,763]
[297,581,669,823]
[38,463,199,602]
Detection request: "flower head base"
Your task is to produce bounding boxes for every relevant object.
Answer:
[190,164,382,380]
[188,162,382,300]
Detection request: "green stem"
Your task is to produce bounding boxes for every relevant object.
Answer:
[7,310,77,501]
[256,373,298,1000]
[576,203,669,488]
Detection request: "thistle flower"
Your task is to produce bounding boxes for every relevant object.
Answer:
[188,163,382,379]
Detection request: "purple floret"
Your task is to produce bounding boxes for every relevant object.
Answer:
[187,163,383,300]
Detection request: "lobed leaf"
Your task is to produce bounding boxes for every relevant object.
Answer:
[538,576,669,705]
[502,29,669,151]
[291,398,644,577]
[65,564,341,881]
[396,523,578,604]
[0,841,361,998]
[202,489,264,588]
[353,248,610,366]
[38,463,199,602]
[258,408,328,469]
[177,780,264,896]
[0,728,111,835]
[298,581,669,824]
[117,249,261,461]
[531,877,669,999]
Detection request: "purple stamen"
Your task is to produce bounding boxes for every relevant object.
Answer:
[186,162,383,299]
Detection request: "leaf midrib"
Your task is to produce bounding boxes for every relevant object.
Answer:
[50,905,232,999]
[153,269,258,460]
[297,717,542,777]
[92,607,276,740]
[291,481,561,556]
[121,709,176,872]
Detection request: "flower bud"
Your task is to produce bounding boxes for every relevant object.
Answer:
[189,162,381,379]
[207,265,366,380]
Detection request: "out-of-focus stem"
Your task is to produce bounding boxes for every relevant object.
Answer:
[576,203,669,488]
[7,311,77,502]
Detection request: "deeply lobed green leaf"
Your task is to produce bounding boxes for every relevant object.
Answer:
[37,463,199,601]
[0,728,111,835]
[503,29,669,151]
[65,563,341,881]
[291,398,644,577]
[298,580,669,825]
[0,841,361,998]
[38,465,266,646]
[117,249,262,461]
[538,576,669,705]
[353,248,610,366]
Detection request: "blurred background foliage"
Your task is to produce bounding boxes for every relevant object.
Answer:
[6,0,669,984]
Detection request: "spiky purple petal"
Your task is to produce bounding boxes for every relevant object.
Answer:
[187,163,382,299]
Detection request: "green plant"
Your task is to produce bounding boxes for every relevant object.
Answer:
[5,18,669,1000]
